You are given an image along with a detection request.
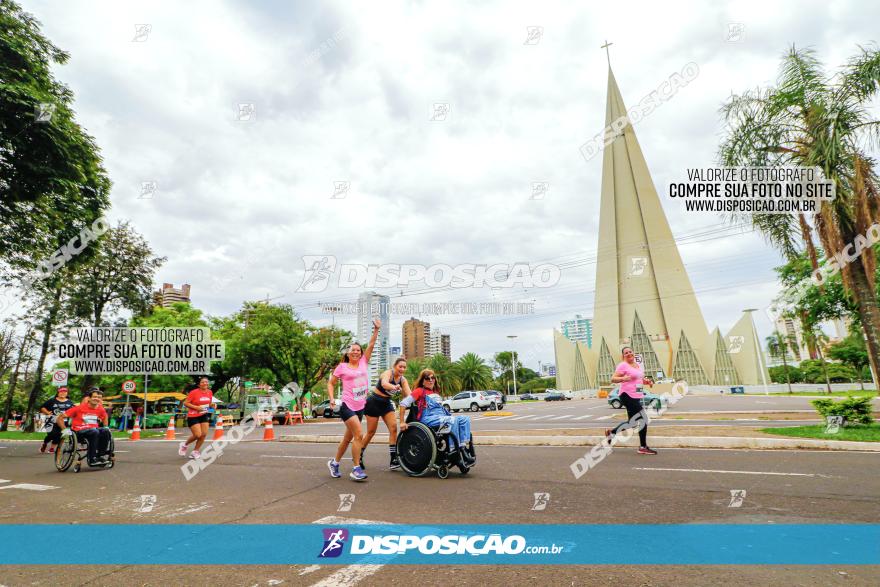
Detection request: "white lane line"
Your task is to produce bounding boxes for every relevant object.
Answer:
[596,415,614,420]
[309,515,395,587]
[508,415,535,421]
[572,415,594,420]
[549,415,572,420]
[263,455,353,460]
[0,479,10,483]
[632,467,834,477]
[0,483,59,491]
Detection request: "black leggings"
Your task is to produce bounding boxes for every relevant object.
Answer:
[610,393,648,447]
[75,429,111,463]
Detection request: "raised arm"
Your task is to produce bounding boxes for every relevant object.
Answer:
[362,318,381,363]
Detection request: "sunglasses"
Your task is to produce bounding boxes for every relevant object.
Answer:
[424,375,436,381]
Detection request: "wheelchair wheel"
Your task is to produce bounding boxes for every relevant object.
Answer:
[437,465,449,479]
[73,462,81,473]
[396,422,437,477]
[55,433,76,472]
[458,463,470,475]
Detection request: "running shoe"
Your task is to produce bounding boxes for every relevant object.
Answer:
[637,447,658,455]
[178,441,188,457]
[327,459,341,478]
[190,450,201,459]
[389,456,400,470]
[349,466,367,481]
[39,443,47,453]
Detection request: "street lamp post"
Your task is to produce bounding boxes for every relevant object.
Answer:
[507,335,518,397]
[744,309,770,395]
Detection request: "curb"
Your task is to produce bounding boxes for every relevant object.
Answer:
[278,434,880,452]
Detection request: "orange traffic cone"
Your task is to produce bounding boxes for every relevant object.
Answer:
[213,414,224,440]
[131,420,141,441]
[262,417,275,441]
[164,416,176,440]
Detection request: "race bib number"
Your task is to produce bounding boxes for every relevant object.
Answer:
[353,385,368,399]
[83,414,99,425]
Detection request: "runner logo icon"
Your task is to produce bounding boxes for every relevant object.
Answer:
[318,528,349,558]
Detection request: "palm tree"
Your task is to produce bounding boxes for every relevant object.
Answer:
[766,330,793,393]
[404,357,427,384]
[426,354,460,395]
[720,45,880,393]
[452,352,493,391]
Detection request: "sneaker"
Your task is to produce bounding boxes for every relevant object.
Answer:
[327,459,341,478]
[40,442,47,454]
[190,450,201,459]
[178,442,188,457]
[349,466,367,481]
[389,457,401,470]
[637,447,658,455]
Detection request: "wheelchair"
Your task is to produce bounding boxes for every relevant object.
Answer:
[55,428,115,473]
[396,411,476,479]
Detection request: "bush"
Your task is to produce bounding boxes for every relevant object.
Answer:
[811,396,874,424]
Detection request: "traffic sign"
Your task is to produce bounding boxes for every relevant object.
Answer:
[244,381,254,388]
[52,369,68,387]
[122,380,137,393]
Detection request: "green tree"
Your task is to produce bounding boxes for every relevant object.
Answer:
[452,352,493,391]
[426,354,460,395]
[769,364,804,384]
[0,0,111,262]
[720,45,880,394]
[827,333,871,390]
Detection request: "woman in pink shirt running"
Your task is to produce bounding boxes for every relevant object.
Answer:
[327,318,381,481]
[605,347,657,454]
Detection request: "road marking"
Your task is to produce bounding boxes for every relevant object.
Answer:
[572,415,594,420]
[596,415,614,420]
[0,479,10,483]
[0,483,58,491]
[310,515,395,587]
[299,565,322,575]
[549,415,572,420]
[632,467,834,477]
[508,415,534,421]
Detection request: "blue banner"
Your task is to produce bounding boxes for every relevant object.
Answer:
[1,524,877,565]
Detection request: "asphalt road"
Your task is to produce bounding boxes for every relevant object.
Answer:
[1,438,878,586]
[300,394,866,433]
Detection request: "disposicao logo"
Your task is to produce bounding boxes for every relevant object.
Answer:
[318,528,348,558]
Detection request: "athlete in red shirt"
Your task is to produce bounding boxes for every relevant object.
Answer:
[56,388,111,466]
[179,377,213,459]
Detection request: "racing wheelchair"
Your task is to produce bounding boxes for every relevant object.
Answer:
[395,409,476,479]
[55,427,115,473]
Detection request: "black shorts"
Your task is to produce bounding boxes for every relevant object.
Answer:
[187,414,210,426]
[364,393,394,418]
[339,402,364,422]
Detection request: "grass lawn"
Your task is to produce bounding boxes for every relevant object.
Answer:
[0,430,164,440]
[762,423,880,442]
[762,390,877,397]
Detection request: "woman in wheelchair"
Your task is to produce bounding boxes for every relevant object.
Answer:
[55,388,113,469]
[396,369,475,478]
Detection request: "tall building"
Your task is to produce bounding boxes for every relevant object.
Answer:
[357,291,390,383]
[402,318,430,359]
[774,316,811,362]
[427,330,451,360]
[153,283,191,307]
[561,315,592,348]
[554,65,759,389]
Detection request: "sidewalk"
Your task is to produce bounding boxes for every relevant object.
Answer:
[279,425,880,452]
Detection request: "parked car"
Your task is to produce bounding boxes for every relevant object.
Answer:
[607,389,665,410]
[544,391,571,401]
[482,390,505,410]
[520,392,540,401]
[322,401,342,418]
[442,391,493,412]
[312,400,330,419]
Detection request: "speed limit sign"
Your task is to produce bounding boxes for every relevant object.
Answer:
[122,380,136,393]
[52,369,68,387]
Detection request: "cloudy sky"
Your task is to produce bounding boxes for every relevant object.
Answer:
[20,0,880,370]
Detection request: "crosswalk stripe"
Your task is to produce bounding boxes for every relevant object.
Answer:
[549,415,572,420]
[572,415,593,420]
[597,415,614,420]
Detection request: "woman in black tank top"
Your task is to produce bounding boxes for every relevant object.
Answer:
[362,358,411,470]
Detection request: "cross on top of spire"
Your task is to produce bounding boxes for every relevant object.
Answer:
[601,40,613,66]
